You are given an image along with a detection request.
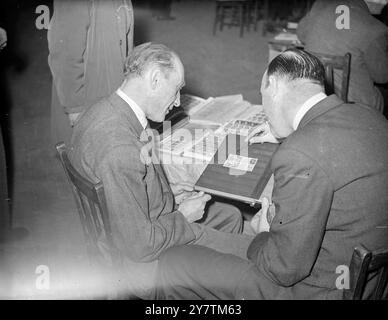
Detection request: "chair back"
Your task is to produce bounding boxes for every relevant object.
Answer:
[344,245,388,300]
[308,51,351,103]
[55,142,118,266]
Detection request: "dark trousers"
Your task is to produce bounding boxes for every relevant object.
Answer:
[155,244,267,300]
[116,201,253,299]
[155,245,343,300]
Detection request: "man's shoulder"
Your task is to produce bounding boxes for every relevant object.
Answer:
[72,97,144,164]
[277,101,388,167]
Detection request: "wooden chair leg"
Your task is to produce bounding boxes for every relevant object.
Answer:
[220,5,225,31]
[254,0,259,31]
[262,0,269,36]
[240,4,244,37]
[245,4,250,33]
[213,4,220,35]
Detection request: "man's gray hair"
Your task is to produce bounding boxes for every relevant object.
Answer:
[124,42,178,78]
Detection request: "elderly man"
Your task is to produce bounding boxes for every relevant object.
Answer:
[156,49,388,300]
[68,42,253,297]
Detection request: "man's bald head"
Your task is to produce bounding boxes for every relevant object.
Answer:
[265,49,325,87]
[260,49,326,139]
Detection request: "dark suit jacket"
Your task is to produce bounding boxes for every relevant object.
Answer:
[69,93,198,262]
[297,0,388,112]
[248,95,388,299]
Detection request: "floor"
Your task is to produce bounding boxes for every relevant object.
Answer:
[0,0,273,299]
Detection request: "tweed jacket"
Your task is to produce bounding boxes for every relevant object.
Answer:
[68,93,198,262]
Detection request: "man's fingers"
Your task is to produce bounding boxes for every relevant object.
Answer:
[249,131,279,144]
[245,123,267,142]
[176,182,194,192]
[202,194,212,202]
[249,136,267,144]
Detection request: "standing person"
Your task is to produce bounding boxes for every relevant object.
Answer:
[0,26,28,243]
[0,115,9,242]
[297,0,388,113]
[48,0,134,147]
[156,49,388,300]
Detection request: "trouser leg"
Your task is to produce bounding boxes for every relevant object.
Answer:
[200,200,243,234]
[119,257,159,299]
[191,222,253,259]
[156,245,264,300]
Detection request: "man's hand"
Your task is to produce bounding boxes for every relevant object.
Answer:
[170,181,195,204]
[68,112,81,127]
[250,197,275,233]
[178,191,212,223]
[246,122,279,144]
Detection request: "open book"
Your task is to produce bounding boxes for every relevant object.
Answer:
[157,94,265,160]
[194,134,278,206]
[182,113,267,162]
[188,94,254,126]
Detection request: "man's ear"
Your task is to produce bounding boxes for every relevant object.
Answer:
[267,75,279,98]
[149,67,162,91]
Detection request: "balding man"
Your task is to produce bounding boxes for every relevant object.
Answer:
[156,49,388,300]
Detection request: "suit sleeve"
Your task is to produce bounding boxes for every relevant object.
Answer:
[364,30,388,84]
[97,145,196,263]
[48,0,91,114]
[247,148,334,286]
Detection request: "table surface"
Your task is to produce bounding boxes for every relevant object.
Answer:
[159,106,275,204]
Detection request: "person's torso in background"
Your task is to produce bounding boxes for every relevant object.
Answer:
[299,3,387,110]
[84,0,134,109]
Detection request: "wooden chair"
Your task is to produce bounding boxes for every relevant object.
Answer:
[261,0,313,36]
[55,142,118,267]
[308,51,351,103]
[213,0,251,37]
[344,245,388,300]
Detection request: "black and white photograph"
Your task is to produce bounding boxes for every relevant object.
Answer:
[0,0,387,308]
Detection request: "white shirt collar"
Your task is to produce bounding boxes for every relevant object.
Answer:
[293,92,327,130]
[116,88,148,129]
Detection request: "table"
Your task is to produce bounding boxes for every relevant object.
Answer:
[268,31,304,62]
[158,108,275,205]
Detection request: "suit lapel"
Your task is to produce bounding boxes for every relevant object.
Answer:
[298,94,344,129]
[108,92,172,193]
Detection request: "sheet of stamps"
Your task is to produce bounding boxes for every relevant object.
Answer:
[223,154,258,172]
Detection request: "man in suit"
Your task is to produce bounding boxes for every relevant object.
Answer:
[156,49,388,299]
[297,0,388,113]
[48,0,135,147]
[68,42,253,297]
